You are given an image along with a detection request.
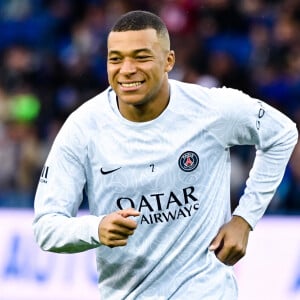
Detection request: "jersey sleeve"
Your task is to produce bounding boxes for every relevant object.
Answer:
[33,114,103,253]
[209,87,298,228]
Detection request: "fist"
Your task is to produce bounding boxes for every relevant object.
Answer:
[98,208,140,247]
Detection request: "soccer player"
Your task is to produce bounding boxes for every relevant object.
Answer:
[33,10,298,299]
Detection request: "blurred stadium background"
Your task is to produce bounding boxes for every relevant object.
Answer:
[0,0,299,299]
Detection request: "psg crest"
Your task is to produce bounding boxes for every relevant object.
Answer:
[178,151,199,172]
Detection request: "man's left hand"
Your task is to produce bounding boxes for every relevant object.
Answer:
[209,215,252,266]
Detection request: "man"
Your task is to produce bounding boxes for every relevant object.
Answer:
[33,10,298,299]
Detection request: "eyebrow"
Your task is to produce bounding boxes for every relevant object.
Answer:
[108,48,153,56]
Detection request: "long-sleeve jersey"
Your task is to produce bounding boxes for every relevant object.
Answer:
[33,79,298,299]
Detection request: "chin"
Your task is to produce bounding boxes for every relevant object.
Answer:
[119,95,147,106]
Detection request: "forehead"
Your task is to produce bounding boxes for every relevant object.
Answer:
[107,29,161,53]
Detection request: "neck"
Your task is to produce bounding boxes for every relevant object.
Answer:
[117,96,170,122]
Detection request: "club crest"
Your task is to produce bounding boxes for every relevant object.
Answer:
[178,151,199,172]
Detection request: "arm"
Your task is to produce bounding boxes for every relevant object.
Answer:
[33,116,102,253]
[208,88,298,264]
[231,100,298,228]
[33,113,141,253]
[34,207,140,252]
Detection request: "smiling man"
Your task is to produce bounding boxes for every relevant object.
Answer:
[33,10,298,300]
[107,18,175,121]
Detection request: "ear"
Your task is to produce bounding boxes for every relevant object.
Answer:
[164,50,175,73]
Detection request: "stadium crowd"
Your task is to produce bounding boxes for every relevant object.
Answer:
[0,0,299,213]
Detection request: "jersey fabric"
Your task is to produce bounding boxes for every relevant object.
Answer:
[33,79,298,299]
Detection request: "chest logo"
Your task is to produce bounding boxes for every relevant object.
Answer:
[178,151,199,172]
[100,167,121,175]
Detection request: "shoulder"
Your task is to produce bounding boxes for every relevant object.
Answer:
[62,87,115,135]
[169,79,209,97]
[169,79,251,112]
[71,88,110,121]
[54,88,111,145]
[169,79,241,101]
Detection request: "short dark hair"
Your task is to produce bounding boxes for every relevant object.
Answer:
[111,10,169,39]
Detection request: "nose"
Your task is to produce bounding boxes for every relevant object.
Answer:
[119,58,137,75]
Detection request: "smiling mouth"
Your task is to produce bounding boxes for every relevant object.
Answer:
[120,81,144,88]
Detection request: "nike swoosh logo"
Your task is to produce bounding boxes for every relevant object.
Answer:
[100,167,121,175]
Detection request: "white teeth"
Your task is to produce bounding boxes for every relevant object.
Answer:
[121,82,142,87]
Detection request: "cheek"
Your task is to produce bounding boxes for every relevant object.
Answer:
[107,67,117,84]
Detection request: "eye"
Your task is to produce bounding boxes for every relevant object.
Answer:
[136,55,151,61]
[109,57,122,63]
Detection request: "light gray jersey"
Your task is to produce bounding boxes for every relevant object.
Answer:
[33,79,298,299]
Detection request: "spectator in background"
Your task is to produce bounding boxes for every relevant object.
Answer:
[271,142,300,213]
[0,45,43,207]
[0,92,43,207]
[285,142,300,212]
